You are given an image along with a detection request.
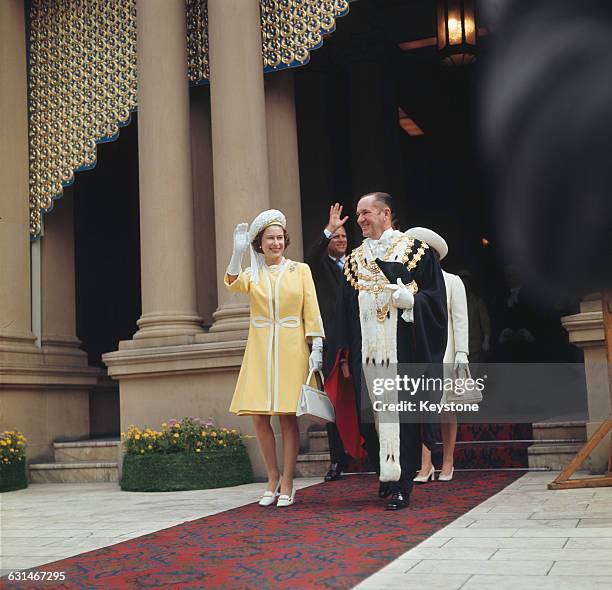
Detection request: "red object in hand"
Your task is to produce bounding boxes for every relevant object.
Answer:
[324,349,366,460]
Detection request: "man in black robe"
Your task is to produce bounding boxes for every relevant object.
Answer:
[305,203,353,481]
[325,192,447,510]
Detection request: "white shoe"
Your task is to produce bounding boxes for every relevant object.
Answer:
[276,488,295,507]
[413,466,435,483]
[258,477,282,506]
[438,467,454,482]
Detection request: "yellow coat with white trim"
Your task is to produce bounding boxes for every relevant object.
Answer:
[224,260,324,415]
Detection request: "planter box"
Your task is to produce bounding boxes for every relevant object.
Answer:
[0,459,28,493]
[120,446,253,492]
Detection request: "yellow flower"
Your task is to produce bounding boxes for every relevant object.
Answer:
[231,429,237,434]
[211,432,217,438]
[140,449,145,454]
[173,433,180,438]
[162,422,167,428]
[147,445,152,450]
[135,434,141,440]
[196,448,201,453]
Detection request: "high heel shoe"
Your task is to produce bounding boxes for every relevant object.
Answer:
[258,477,282,506]
[413,466,435,483]
[438,467,454,482]
[276,487,295,507]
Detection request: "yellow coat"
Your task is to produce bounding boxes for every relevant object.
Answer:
[224,260,324,415]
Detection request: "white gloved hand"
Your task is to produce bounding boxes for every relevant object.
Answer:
[383,278,414,310]
[227,222,249,275]
[309,348,323,371]
[454,351,471,379]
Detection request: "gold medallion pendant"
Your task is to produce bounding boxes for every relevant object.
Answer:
[376,304,390,323]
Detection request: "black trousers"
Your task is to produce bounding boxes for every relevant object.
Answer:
[326,422,348,466]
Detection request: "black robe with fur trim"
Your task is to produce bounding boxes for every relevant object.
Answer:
[324,239,447,494]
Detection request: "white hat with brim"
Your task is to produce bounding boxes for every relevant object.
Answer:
[405,226,448,260]
[247,209,287,283]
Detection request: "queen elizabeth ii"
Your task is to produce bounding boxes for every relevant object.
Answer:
[225,209,324,507]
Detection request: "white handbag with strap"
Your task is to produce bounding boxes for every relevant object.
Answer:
[296,369,336,423]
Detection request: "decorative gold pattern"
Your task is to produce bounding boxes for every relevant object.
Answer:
[27,0,137,236]
[186,0,209,84]
[260,0,350,72]
[187,0,351,85]
[28,0,349,235]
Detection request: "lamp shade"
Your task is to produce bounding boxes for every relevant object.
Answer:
[437,0,478,66]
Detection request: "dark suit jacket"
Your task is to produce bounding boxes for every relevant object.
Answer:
[305,232,344,342]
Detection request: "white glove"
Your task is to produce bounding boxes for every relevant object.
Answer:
[227,222,249,275]
[309,337,323,371]
[383,278,415,323]
[454,351,471,379]
[383,278,414,310]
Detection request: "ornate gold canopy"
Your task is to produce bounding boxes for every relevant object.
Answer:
[26,0,349,237]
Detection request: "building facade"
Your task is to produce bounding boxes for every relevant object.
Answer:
[1,0,609,478]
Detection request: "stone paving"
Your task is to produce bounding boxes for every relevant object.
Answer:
[1,471,612,589]
[355,470,612,590]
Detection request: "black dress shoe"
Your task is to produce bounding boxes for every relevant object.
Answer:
[323,462,344,482]
[378,482,392,498]
[385,490,410,511]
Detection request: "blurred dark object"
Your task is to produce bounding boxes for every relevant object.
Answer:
[480,0,612,296]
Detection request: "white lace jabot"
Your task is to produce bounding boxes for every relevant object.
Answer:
[364,228,402,260]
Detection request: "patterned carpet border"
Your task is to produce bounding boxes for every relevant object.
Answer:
[5,471,523,590]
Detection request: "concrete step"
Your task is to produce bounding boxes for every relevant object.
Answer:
[54,439,120,463]
[307,430,329,453]
[29,461,119,483]
[527,442,585,470]
[532,421,587,442]
[295,451,330,478]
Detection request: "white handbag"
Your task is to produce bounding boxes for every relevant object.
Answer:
[444,365,483,404]
[296,369,336,423]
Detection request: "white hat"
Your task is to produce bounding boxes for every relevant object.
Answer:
[247,209,287,283]
[248,209,286,242]
[405,226,448,260]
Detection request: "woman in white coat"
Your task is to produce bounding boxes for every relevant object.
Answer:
[406,227,469,482]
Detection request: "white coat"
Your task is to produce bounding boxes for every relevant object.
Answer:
[442,270,469,363]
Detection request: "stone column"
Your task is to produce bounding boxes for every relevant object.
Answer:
[562,295,612,472]
[0,0,37,360]
[134,0,203,340]
[40,188,88,366]
[208,0,270,333]
[266,70,303,260]
[190,87,217,329]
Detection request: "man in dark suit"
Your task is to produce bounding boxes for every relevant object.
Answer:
[305,203,349,481]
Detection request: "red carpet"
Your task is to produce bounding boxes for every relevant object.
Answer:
[5,472,522,590]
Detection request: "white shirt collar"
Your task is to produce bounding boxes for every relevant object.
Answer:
[364,228,401,259]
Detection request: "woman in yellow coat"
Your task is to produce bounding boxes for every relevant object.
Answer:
[225,209,324,507]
